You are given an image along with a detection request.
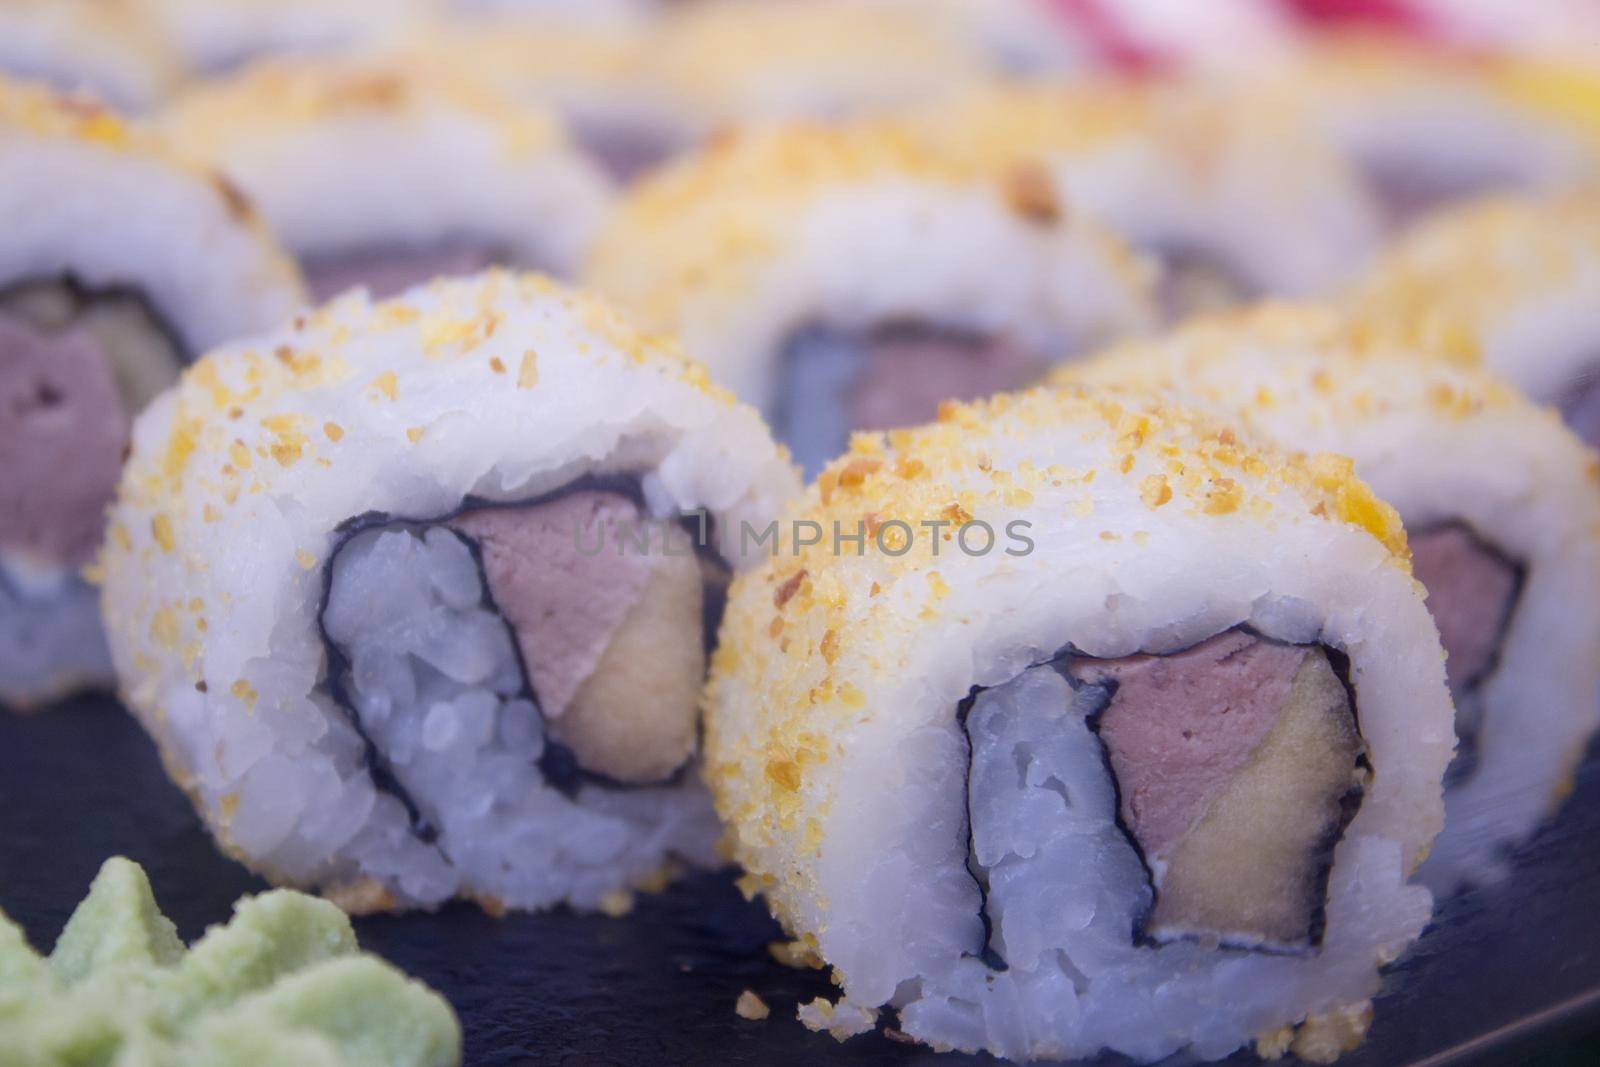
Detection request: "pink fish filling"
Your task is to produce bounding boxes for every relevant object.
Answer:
[1072,631,1313,856]
[450,490,709,784]
[301,240,506,304]
[451,493,654,721]
[848,327,1044,432]
[1410,525,1521,696]
[0,312,131,569]
[1066,630,1362,949]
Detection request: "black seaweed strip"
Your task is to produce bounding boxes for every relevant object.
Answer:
[317,474,732,846]
[954,684,1009,973]
[1305,644,1365,951]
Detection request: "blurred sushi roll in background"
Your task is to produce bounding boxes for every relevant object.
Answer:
[864,0,1093,78]
[645,0,996,133]
[0,75,304,708]
[585,121,1157,475]
[1061,304,1600,892]
[161,55,613,304]
[385,0,1094,187]
[1347,191,1600,449]
[133,0,434,78]
[912,80,1386,321]
[706,386,1452,1062]
[446,0,648,20]
[100,271,800,913]
[378,13,687,182]
[0,0,180,113]
[1256,39,1600,230]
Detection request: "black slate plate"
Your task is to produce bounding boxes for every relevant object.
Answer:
[2,696,1597,1066]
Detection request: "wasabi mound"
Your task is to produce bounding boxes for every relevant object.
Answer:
[0,857,460,1067]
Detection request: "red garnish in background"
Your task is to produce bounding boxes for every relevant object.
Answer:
[1275,0,1435,36]
[1042,0,1173,73]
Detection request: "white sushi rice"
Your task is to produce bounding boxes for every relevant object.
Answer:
[706,386,1452,1061]
[101,271,800,910]
[0,0,180,112]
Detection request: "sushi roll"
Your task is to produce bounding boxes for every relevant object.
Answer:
[1345,191,1600,449]
[912,81,1384,322]
[446,0,646,20]
[0,0,180,113]
[649,0,993,133]
[379,14,691,183]
[0,75,304,707]
[100,271,801,914]
[705,386,1452,1061]
[584,121,1156,476]
[1058,303,1600,891]
[1257,39,1599,230]
[161,55,613,305]
[866,0,1092,77]
[134,0,432,77]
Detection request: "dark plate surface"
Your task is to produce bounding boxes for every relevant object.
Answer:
[2,696,1597,1066]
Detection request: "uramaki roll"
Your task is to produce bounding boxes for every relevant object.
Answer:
[161,55,613,304]
[0,75,305,706]
[134,0,433,77]
[1060,303,1600,891]
[909,80,1385,321]
[585,121,1156,475]
[1345,190,1600,450]
[647,0,993,133]
[0,0,180,113]
[887,0,1090,77]
[378,13,691,183]
[706,386,1452,1062]
[100,271,800,913]
[445,0,646,21]
[1253,39,1599,231]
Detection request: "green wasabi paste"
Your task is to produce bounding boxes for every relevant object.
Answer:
[0,857,460,1067]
